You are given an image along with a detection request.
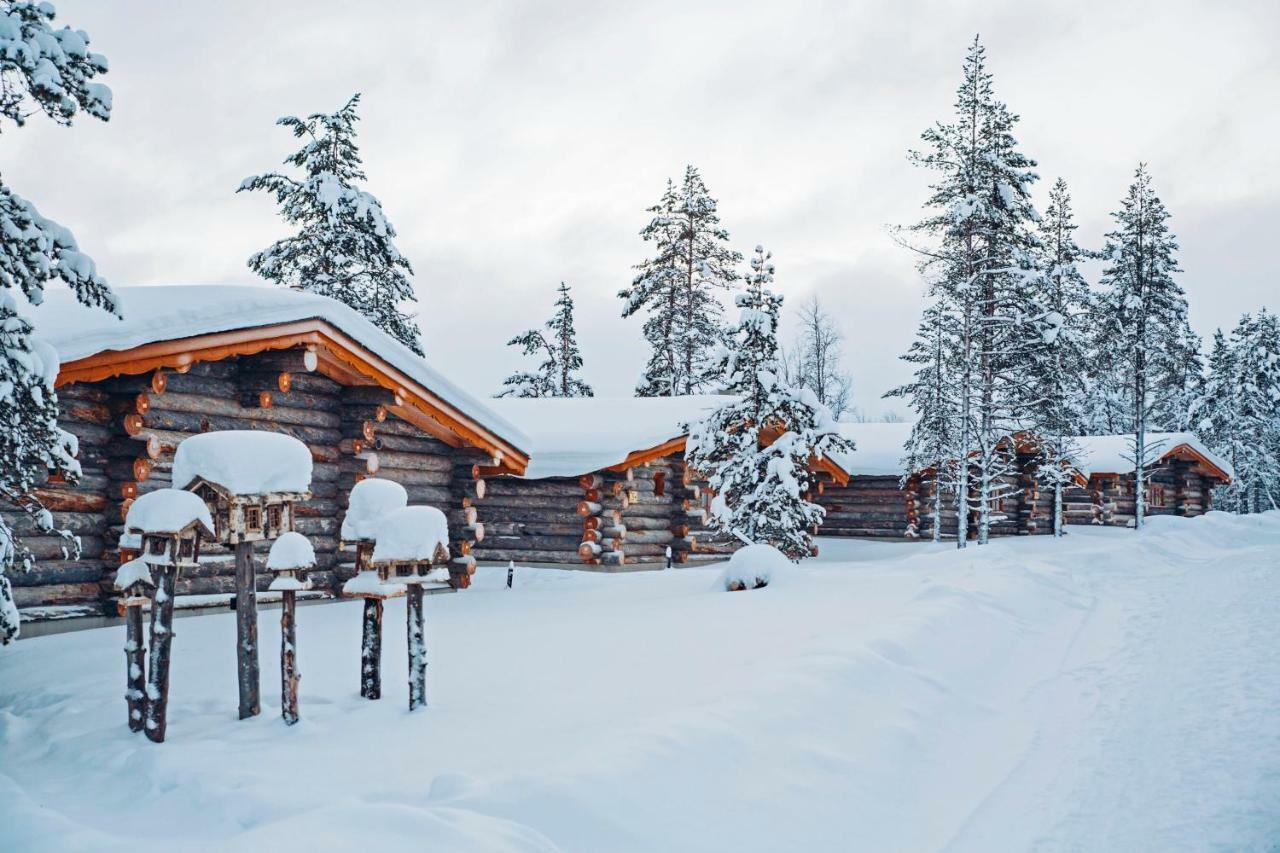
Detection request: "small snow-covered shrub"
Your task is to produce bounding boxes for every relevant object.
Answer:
[718,544,791,592]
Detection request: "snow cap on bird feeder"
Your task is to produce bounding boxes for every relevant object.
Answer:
[113,557,155,603]
[173,431,313,545]
[370,506,451,585]
[124,488,216,571]
[340,478,408,544]
[266,531,316,592]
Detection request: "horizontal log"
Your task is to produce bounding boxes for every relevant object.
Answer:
[6,560,108,587]
[12,582,102,607]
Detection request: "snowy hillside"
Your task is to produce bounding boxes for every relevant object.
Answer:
[2,513,1279,851]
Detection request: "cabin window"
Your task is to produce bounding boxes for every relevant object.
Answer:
[1149,484,1167,508]
[148,536,166,556]
[244,505,261,532]
[266,504,282,532]
[179,538,194,559]
[653,472,666,497]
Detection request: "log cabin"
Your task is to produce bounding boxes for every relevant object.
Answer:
[816,425,1233,540]
[1061,433,1232,527]
[7,285,532,623]
[475,396,853,568]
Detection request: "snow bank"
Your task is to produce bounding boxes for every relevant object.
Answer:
[172,430,312,495]
[340,478,408,541]
[1067,432,1234,480]
[828,421,915,476]
[718,543,792,591]
[266,531,315,570]
[112,558,153,590]
[371,506,450,563]
[124,488,214,535]
[489,395,732,479]
[23,285,529,453]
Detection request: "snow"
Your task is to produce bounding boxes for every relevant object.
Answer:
[342,570,400,597]
[267,576,312,593]
[266,531,315,571]
[123,488,214,535]
[827,421,915,475]
[1068,431,1233,479]
[3,513,1280,851]
[112,558,153,591]
[489,395,733,479]
[340,477,408,542]
[21,285,530,452]
[717,543,791,590]
[371,506,450,563]
[172,430,312,495]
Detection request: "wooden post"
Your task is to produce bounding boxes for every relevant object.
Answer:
[280,589,299,725]
[125,601,146,732]
[506,561,514,589]
[144,566,177,743]
[235,540,260,719]
[361,598,383,700]
[407,584,426,711]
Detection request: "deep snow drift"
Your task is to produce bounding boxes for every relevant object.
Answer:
[2,513,1278,852]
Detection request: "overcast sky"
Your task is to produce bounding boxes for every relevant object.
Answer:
[7,0,1279,415]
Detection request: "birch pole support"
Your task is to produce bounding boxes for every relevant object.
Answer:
[144,564,177,743]
[235,540,260,719]
[280,589,299,725]
[124,598,146,732]
[361,597,383,700]
[406,584,426,711]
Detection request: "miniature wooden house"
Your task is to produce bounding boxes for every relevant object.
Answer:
[266,531,316,592]
[186,477,306,545]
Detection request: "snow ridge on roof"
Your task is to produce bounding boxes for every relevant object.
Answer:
[489,395,733,479]
[828,421,914,476]
[173,430,313,495]
[25,284,530,453]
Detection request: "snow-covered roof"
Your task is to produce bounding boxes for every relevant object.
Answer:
[340,478,408,542]
[113,558,154,591]
[371,506,450,563]
[489,395,734,479]
[173,430,313,495]
[1067,433,1234,480]
[267,531,316,570]
[23,284,530,458]
[124,489,215,536]
[827,422,915,476]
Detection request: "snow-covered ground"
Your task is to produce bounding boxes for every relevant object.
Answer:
[2,513,1278,852]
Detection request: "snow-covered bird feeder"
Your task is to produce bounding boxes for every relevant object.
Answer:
[339,477,408,701]
[173,430,313,721]
[122,489,216,743]
[369,506,451,711]
[266,531,315,726]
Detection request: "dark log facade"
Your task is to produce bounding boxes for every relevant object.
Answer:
[6,350,498,619]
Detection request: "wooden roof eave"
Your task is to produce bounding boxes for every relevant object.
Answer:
[55,319,529,475]
[603,436,688,472]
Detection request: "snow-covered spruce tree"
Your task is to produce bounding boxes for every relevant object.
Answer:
[885,295,962,541]
[497,282,593,398]
[686,247,854,561]
[1197,312,1280,513]
[239,94,423,355]
[785,295,853,419]
[620,166,742,396]
[0,0,116,643]
[1026,178,1093,536]
[1094,165,1190,529]
[1155,318,1204,432]
[897,36,1043,547]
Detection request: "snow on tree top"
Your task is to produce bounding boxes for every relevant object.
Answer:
[113,558,154,591]
[172,430,312,495]
[827,421,916,476]
[20,285,529,450]
[340,477,408,541]
[371,506,450,564]
[267,531,316,570]
[124,488,214,535]
[1067,432,1233,480]
[489,395,734,479]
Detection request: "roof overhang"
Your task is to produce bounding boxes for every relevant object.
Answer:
[1087,442,1232,485]
[601,433,852,486]
[55,319,529,475]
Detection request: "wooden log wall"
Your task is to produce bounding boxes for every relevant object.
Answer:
[1062,461,1219,528]
[814,475,914,539]
[5,350,497,617]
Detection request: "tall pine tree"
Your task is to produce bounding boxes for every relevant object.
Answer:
[897,36,1043,547]
[497,283,593,398]
[0,1,116,643]
[686,247,853,560]
[620,165,742,396]
[1094,165,1189,529]
[1026,178,1092,535]
[239,94,423,354]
